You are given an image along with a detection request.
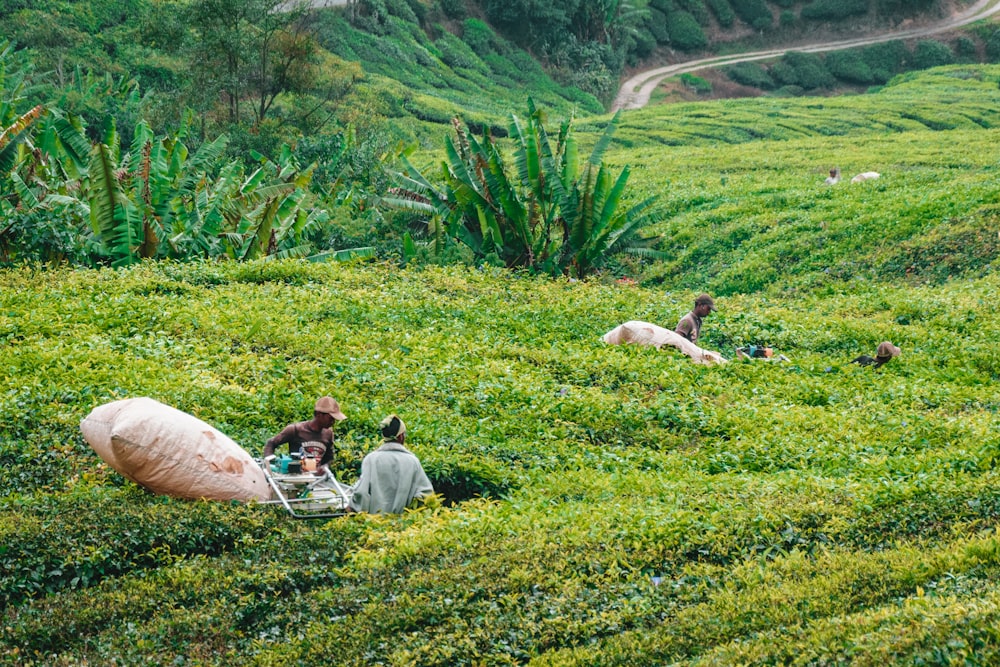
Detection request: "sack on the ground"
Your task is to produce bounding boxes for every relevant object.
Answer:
[80,397,269,502]
[603,320,727,365]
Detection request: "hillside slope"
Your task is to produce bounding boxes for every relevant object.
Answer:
[588,65,1000,292]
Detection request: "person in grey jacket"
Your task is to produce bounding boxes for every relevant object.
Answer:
[348,415,434,514]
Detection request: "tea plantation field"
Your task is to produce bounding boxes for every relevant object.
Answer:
[3,65,1000,665]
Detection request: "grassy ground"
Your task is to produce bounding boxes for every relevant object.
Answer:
[3,65,1000,665]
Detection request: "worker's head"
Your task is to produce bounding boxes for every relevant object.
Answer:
[379,414,406,442]
[874,341,901,367]
[694,293,716,317]
[313,396,347,427]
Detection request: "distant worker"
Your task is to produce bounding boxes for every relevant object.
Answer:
[851,341,901,368]
[824,167,841,185]
[263,396,346,474]
[675,293,715,345]
[349,415,434,514]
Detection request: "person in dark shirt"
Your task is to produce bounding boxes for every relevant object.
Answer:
[263,396,346,473]
[675,293,716,345]
[851,341,901,368]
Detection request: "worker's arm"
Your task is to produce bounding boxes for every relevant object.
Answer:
[675,316,694,341]
[263,424,295,458]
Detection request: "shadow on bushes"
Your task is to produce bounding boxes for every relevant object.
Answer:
[422,457,514,504]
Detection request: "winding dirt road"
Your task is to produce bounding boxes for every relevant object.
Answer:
[612,0,1000,111]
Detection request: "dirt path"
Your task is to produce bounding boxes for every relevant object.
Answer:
[277,0,348,10]
[612,0,1000,111]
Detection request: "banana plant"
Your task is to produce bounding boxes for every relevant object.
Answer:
[386,98,664,277]
[388,111,558,272]
[549,110,665,278]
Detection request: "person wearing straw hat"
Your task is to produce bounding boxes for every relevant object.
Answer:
[348,414,434,514]
[675,293,716,345]
[851,341,901,368]
[263,396,346,474]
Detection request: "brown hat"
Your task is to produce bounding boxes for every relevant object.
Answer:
[379,414,406,440]
[875,341,901,361]
[695,293,716,311]
[314,396,346,420]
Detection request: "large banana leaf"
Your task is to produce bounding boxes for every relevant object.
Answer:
[88,143,140,266]
[0,105,44,174]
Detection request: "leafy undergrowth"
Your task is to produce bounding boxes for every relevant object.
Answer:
[1,258,999,664]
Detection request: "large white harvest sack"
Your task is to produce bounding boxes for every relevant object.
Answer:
[80,397,269,502]
[603,320,727,365]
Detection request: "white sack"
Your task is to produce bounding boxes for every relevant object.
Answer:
[603,320,727,365]
[80,397,269,502]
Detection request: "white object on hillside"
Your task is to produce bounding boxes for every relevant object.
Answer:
[80,397,269,502]
[603,321,727,365]
[851,171,880,183]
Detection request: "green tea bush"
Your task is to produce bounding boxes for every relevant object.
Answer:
[676,0,711,25]
[705,0,736,28]
[772,51,836,90]
[667,10,708,51]
[648,6,671,44]
[460,18,495,56]
[0,486,272,607]
[801,0,867,20]
[724,61,776,88]
[729,0,772,30]
[825,49,877,84]
[434,31,488,73]
[680,73,712,94]
[861,40,909,82]
[912,39,955,69]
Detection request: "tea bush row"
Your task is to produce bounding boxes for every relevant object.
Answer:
[724,38,965,92]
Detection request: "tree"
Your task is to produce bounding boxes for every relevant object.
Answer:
[187,0,315,128]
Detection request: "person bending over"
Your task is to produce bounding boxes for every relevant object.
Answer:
[263,396,346,474]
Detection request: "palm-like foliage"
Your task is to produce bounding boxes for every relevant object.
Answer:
[0,43,366,268]
[386,98,662,277]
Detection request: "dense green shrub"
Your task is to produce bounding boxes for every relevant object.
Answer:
[912,39,955,69]
[461,18,496,56]
[438,0,466,19]
[434,31,488,73]
[705,0,736,27]
[825,50,876,84]
[667,10,708,51]
[0,487,273,607]
[988,29,1000,62]
[627,28,658,64]
[955,36,977,61]
[801,0,867,20]
[774,52,836,89]
[877,0,937,12]
[680,72,712,94]
[648,6,672,44]
[730,0,772,30]
[677,0,711,25]
[725,61,776,89]
[861,40,909,82]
